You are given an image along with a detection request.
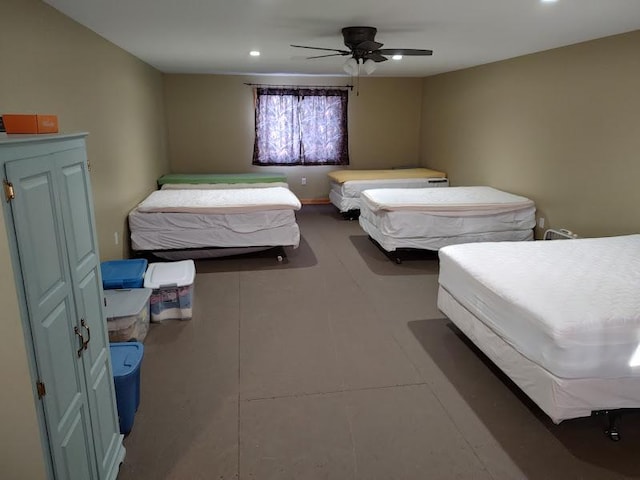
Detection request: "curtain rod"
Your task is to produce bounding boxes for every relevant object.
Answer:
[244,83,353,90]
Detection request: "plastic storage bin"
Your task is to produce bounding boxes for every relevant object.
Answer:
[144,260,195,322]
[110,342,144,435]
[101,259,148,289]
[104,288,152,342]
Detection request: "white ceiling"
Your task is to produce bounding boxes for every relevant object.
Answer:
[43,0,640,77]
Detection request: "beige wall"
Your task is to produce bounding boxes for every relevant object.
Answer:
[0,1,167,477]
[421,30,640,238]
[0,0,168,260]
[164,75,423,199]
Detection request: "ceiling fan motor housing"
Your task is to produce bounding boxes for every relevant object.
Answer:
[342,26,378,50]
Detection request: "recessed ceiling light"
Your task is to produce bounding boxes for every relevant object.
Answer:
[249,51,260,57]
[391,55,403,60]
[541,0,557,3]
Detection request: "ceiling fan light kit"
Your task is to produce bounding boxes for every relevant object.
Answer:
[342,57,358,76]
[291,26,433,76]
[363,59,377,75]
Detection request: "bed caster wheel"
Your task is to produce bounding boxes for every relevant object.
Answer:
[598,410,622,441]
[395,257,402,265]
[277,255,284,262]
[606,428,621,441]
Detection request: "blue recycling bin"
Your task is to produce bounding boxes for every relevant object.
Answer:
[109,342,144,434]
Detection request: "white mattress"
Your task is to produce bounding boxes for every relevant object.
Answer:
[329,177,448,212]
[438,235,640,379]
[360,186,534,214]
[137,187,301,214]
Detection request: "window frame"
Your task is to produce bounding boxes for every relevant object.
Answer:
[252,87,350,167]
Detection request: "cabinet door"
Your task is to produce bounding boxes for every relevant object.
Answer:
[56,149,123,478]
[5,155,97,480]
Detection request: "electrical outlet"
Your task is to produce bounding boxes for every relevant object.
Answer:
[538,217,545,229]
[301,177,307,185]
[114,232,119,245]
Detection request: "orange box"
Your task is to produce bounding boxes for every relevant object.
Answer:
[3,114,59,134]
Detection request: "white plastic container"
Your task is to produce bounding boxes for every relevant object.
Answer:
[143,260,195,322]
[104,288,152,342]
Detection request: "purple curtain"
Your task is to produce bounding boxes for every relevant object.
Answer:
[253,88,349,166]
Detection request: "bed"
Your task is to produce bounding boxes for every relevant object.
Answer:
[328,168,448,216]
[129,180,302,260]
[358,186,536,260]
[437,235,640,438]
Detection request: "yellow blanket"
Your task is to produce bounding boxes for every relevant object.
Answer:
[328,168,447,184]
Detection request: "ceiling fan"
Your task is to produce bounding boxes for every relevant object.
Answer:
[291,26,433,74]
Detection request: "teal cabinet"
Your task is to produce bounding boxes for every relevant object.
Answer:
[1,134,125,480]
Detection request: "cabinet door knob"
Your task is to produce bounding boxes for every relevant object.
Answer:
[74,326,85,358]
[81,319,91,350]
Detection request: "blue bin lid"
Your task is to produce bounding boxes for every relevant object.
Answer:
[110,342,144,378]
[102,259,148,288]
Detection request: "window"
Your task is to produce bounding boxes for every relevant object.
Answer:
[252,87,349,166]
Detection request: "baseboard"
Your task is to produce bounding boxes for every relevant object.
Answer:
[300,198,331,205]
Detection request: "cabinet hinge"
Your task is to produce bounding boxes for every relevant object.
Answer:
[36,381,46,399]
[87,159,91,172]
[3,179,15,201]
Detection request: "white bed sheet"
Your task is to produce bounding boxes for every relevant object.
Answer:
[359,214,533,251]
[329,189,360,213]
[359,202,536,238]
[129,209,300,251]
[438,235,640,379]
[329,177,448,212]
[437,287,640,423]
[358,186,535,252]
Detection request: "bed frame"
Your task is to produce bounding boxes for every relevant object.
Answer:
[368,236,438,264]
[132,244,289,262]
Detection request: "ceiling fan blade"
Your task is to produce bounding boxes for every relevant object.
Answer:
[305,53,350,59]
[377,48,433,56]
[364,52,388,63]
[290,44,350,54]
[355,40,383,52]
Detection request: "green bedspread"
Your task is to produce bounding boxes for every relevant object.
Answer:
[158,172,287,185]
